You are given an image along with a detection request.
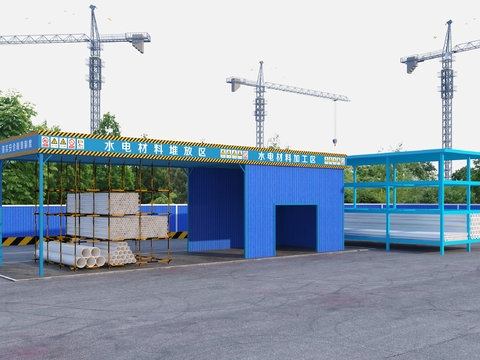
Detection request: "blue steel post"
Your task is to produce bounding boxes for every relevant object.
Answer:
[439,154,445,255]
[187,169,192,252]
[353,166,357,208]
[392,165,397,209]
[0,160,2,265]
[467,157,472,252]
[385,158,391,251]
[244,165,249,259]
[39,154,44,276]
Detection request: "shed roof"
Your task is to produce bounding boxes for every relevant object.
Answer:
[0,130,347,170]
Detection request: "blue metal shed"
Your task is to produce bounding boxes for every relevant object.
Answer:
[0,130,347,275]
[188,165,344,258]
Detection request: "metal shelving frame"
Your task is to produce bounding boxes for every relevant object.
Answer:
[345,148,480,255]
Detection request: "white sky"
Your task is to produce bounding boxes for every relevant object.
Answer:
[1,0,480,159]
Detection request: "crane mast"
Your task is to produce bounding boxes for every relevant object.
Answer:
[441,20,454,179]
[89,4,103,134]
[254,61,266,148]
[0,5,151,134]
[227,62,350,148]
[400,20,480,179]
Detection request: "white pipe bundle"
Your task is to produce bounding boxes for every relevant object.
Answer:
[94,241,137,265]
[67,193,139,215]
[138,215,169,238]
[45,241,93,258]
[93,193,139,215]
[36,249,86,269]
[67,215,168,240]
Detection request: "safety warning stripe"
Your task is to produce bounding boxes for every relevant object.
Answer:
[36,130,348,156]
[2,234,188,245]
[169,232,188,239]
[38,149,347,169]
[2,237,39,246]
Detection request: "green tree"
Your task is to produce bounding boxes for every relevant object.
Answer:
[170,168,187,204]
[345,144,439,204]
[94,112,121,136]
[0,90,36,138]
[0,90,39,204]
[450,159,480,204]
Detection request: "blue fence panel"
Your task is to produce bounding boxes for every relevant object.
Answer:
[2,205,65,237]
[4,202,479,240]
[1,204,188,238]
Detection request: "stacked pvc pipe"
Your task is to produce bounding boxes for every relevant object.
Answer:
[93,241,137,265]
[36,242,103,268]
[66,193,139,215]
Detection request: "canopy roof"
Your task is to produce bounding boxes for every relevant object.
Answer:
[0,130,347,170]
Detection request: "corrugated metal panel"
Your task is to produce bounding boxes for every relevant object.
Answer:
[0,204,189,238]
[245,165,344,258]
[177,205,188,231]
[1,205,64,237]
[245,165,275,258]
[188,168,244,251]
[317,169,344,252]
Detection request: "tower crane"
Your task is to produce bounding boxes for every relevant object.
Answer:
[400,19,480,179]
[0,5,151,134]
[227,61,350,148]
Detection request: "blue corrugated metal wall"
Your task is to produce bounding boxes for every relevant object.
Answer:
[188,168,244,251]
[2,205,64,237]
[2,204,188,238]
[245,165,344,258]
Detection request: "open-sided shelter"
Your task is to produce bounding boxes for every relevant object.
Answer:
[345,148,480,254]
[0,130,347,276]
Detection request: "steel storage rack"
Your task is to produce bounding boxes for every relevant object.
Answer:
[344,148,480,255]
[33,157,172,270]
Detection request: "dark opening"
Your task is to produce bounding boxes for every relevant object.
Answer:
[275,205,317,254]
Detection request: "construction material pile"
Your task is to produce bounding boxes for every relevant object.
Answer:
[93,241,137,265]
[66,193,140,215]
[36,242,105,269]
[65,192,168,239]
[66,215,168,239]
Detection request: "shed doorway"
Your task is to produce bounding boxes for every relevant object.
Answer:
[275,205,317,254]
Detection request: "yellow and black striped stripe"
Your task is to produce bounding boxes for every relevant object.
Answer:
[2,234,188,245]
[37,148,346,169]
[169,232,188,239]
[2,236,39,246]
[36,130,348,157]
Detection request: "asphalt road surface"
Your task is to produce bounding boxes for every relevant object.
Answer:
[2,243,480,359]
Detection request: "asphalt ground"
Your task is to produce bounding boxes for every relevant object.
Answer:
[0,240,321,281]
[2,241,480,359]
